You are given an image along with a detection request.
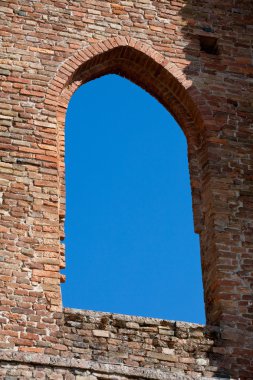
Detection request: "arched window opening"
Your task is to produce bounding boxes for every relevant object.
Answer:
[61,74,205,324]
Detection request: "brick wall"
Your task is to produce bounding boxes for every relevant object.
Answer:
[0,309,233,379]
[0,0,252,379]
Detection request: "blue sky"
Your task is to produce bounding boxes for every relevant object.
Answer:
[62,74,205,324]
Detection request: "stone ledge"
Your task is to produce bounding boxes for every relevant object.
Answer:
[0,352,233,380]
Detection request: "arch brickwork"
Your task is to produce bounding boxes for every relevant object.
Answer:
[0,1,252,379]
[48,37,210,239]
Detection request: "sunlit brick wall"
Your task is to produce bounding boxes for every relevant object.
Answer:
[0,1,252,378]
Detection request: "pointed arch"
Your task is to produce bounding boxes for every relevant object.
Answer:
[44,37,214,290]
[46,37,213,144]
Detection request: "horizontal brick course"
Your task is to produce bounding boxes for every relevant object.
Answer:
[0,0,252,378]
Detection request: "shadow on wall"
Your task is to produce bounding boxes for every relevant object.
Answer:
[179,1,253,379]
[175,3,227,378]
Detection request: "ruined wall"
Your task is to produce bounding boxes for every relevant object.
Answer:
[0,309,232,379]
[0,0,253,379]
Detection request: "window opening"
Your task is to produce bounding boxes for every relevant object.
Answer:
[62,74,205,324]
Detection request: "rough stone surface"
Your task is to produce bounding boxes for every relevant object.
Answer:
[0,0,253,379]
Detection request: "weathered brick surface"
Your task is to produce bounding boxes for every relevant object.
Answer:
[0,0,253,379]
[0,309,234,379]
